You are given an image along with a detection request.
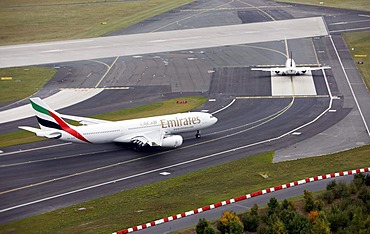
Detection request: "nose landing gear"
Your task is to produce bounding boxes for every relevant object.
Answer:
[195,130,201,138]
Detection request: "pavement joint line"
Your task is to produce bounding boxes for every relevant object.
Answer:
[114,167,370,234]
[179,6,291,12]
[236,95,329,99]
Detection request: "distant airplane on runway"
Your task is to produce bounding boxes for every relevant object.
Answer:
[19,98,218,151]
[251,52,331,76]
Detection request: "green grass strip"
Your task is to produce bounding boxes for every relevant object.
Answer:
[0,0,194,45]
[0,146,369,233]
[343,31,370,91]
[0,66,56,103]
[0,96,207,148]
[275,0,370,12]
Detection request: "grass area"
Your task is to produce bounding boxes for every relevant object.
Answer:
[0,96,207,148]
[1,146,369,233]
[93,96,208,121]
[275,0,370,12]
[343,31,370,91]
[0,66,56,103]
[0,0,193,45]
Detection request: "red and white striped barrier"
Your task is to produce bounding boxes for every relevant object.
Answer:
[114,167,370,234]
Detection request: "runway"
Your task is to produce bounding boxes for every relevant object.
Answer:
[0,17,327,68]
[1,0,370,230]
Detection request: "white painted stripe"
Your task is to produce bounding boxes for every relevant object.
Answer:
[0,142,72,156]
[41,49,63,53]
[331,26,370,33]
[155,220,163,224]
[212,99,235,115]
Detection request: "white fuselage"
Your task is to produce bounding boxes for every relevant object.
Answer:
[58,112,217,144]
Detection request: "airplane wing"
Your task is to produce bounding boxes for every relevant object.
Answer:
[113,129,167,147]
[251,67,274,72]
[59,114,111,125]
[251,67,288,73]
[295,66,331,72]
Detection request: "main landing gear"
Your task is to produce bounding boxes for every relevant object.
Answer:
[195,130,201,138]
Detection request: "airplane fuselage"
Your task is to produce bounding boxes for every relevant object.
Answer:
[55,112,217,144]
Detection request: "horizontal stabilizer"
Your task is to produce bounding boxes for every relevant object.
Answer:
[19,126,62,139]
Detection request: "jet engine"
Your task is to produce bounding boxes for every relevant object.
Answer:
[161,135,183,148]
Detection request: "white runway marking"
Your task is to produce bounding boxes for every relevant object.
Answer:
[41,49,63,53]
[271,71,316,96]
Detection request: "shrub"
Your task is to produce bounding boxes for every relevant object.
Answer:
[217,211,243,234]
[196,218,214,234]
[267,197,280,216]
[304,190,316,212]
[240,212,259,232]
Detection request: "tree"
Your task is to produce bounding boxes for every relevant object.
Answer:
[196,218,214,234]
[266,217,288,234]
[240,212,260,232]
[268,197,280,216]
[353,173,366,190]
[333,181,352,199]
[285,211,311,234]
[304,190,322,212]
[309,211,331,234]
[365,174,370,186]
[217,211,243,234]
[229,220,244,234]
[326,180,337,190]
[204,226,216,234]
[327,204,349,232]
[250,203,259,216]
[304,190,316,212]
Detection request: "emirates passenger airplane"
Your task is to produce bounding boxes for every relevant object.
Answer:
[19,98,218,150]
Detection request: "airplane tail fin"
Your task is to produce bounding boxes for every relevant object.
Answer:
[29,97,71,131]
[290,51,293,67]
